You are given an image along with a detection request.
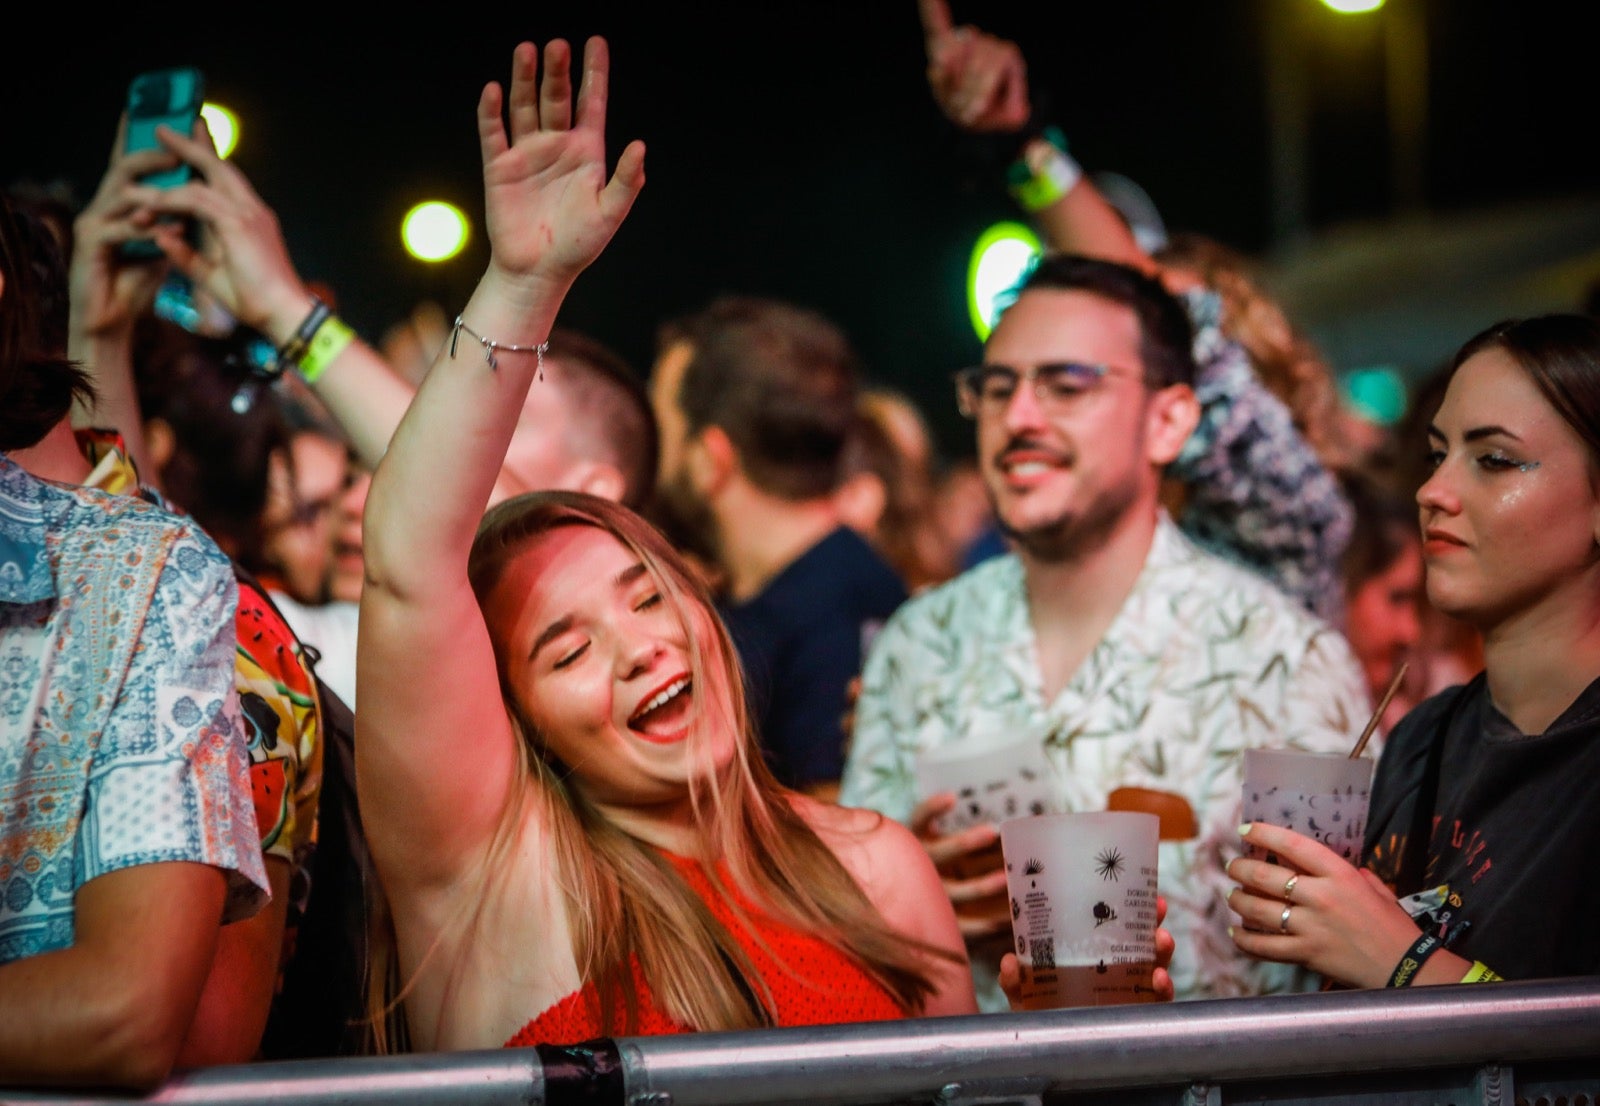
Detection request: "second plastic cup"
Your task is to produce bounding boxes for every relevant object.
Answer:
[1241,748,1376,864]
[999,810,1160,1009]
[914,730,1059,837]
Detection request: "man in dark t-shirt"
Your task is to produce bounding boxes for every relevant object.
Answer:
[650,296,907,793]
[723,526,906,790]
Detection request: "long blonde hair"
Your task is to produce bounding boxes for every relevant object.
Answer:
[442,491,946,1037]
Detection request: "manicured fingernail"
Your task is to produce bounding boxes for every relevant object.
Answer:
[1227,925,1236,939]
[1238,824,1253,836]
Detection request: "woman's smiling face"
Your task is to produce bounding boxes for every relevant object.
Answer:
[485,523,732,810]
[1417,347,1600,629]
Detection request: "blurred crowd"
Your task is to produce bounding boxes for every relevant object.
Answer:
[3,4,1598,1092]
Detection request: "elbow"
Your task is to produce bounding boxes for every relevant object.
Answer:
[74,1023,184,1092]
[73,982,201,1090]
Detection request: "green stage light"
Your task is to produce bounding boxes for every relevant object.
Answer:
[968,221,1042,340]
[402,201,470,263]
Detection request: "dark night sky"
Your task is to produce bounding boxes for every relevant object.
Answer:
[5,2,1596,461]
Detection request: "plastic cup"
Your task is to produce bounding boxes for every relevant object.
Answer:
[999,811,1161,1009]
[1241,749,1376,865]
[914,730,1059,838]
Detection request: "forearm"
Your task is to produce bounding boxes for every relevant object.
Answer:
[174,859,291,1069]
[1030,178,1151,272]
[249,289,418,473]
[0,860,226,1092]
[0,951,187,1089]
[66,327,154,482]
[1410,947,1474,988]
[364,266,572,598]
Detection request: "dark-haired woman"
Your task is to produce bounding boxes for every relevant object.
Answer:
[1229,313,1600,986]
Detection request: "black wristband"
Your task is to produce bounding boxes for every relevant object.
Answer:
[273,298,332,378]
[1387,933,1443,988]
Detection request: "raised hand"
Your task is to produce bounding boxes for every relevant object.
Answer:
[69,115,176,340]
[1226,822,1434,989]
[917,0,1032,133]
[477,37,646,299]
[125,121,315,345]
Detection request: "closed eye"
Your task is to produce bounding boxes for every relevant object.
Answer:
[552,641,589,670]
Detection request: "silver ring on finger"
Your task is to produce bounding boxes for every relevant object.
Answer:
[1283,874,1299,903]
[1279,904,1293,934]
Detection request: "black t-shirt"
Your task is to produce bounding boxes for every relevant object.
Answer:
[1363,672,1600,980]
[720,527,907,789]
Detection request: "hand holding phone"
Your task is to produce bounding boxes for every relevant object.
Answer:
[119,66,205,259]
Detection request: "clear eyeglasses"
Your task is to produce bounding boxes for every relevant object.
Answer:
[953,361,1118,419]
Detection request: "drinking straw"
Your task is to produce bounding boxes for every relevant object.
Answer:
[1350,662,1409,759]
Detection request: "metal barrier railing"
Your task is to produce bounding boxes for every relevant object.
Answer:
[6,976,1599,1106]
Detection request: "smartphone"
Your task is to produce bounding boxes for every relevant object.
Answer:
[119,66,206,259]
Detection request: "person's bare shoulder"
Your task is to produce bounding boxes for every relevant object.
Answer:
[792,795,926,904]
[791,794,978,1015]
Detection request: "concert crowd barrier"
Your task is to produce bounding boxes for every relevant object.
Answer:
[5,976,1597,1105]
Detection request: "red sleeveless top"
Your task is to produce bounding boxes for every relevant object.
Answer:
[504,852,905,1046]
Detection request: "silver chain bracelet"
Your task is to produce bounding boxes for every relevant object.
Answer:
[450,316,548,378]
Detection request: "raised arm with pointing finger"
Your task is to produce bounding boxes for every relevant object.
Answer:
[917,0,1146,269]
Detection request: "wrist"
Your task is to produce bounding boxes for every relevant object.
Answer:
[1006,126,1083,214]
[1419,950,1475,986]
[480,261,576,309]
[1387,932,1457,988]
[259,289,320,348]
[467,266,573,346]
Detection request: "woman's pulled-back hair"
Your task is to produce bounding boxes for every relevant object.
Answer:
[1450,314,1600,465]
[456,490,946,1037]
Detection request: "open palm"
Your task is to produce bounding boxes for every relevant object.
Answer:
[478,38,645,290]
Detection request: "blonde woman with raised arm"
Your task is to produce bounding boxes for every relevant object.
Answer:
[356,36,977,1051]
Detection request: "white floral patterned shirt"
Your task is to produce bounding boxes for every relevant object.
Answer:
[839,512,1371,1007]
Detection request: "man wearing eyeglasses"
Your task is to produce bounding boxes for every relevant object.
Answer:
[838,254,1369,1007]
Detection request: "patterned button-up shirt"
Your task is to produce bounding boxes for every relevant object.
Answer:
[839,513,1370,1007]
[0,453,267,963]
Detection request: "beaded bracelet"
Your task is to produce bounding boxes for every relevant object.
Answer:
[1387,932,1444,988]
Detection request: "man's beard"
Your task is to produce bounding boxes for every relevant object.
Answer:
[988,455,1143,568]
[646,469,723,574]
